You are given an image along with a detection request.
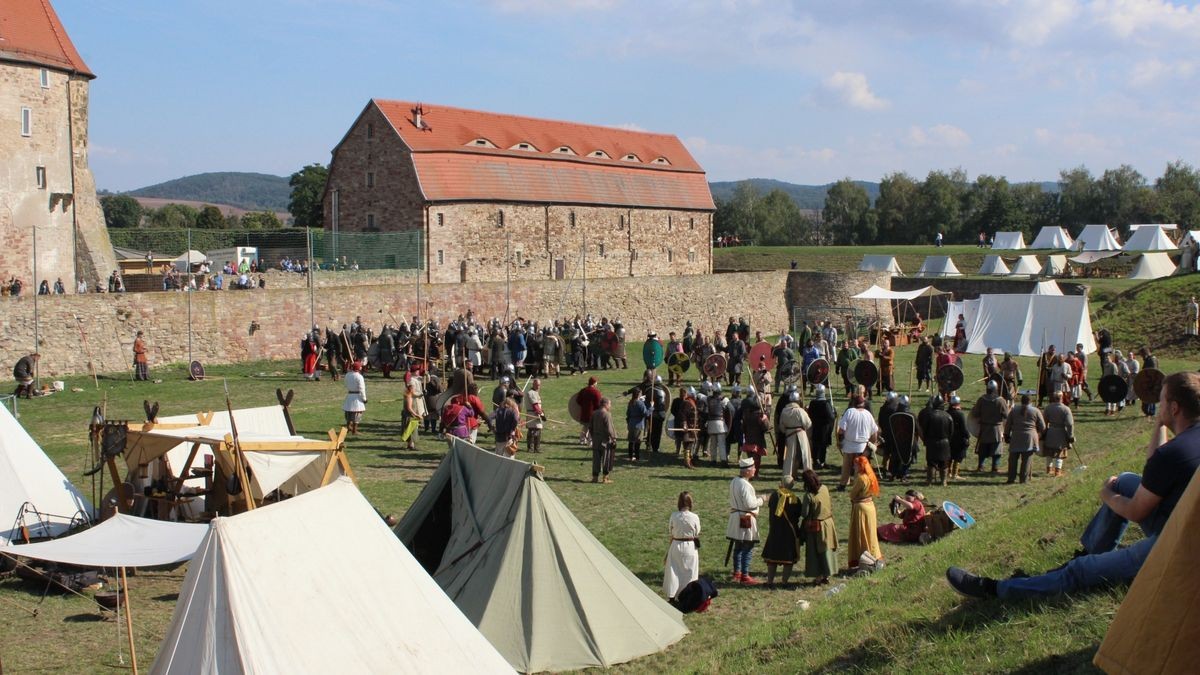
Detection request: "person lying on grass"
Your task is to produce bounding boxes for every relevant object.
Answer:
[946,372,1200,600]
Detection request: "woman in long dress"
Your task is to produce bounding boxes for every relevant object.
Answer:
[799,469,837,584]
[848,455,883,569]
[663,491,701,600]
[761,476,803,586]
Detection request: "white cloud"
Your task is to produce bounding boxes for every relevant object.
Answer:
[905,124,971,148]
[488,0,618,12]
[610,122,646,132]
[1089,0,1200,41]
[821,71,889,110]
[1129,57,1197,85]
[994,143,1018,157]
[1033,127,1112,153]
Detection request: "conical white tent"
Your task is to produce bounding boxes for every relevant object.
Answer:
[1129,252,1177,280]
[1030,226,1074,249]
[964,294,1095,356]
[978,255,1011,275]
[1010,255,1041,276]
[1124,225,1178,251]
[859,255,902,276]
[991,232,1026,249]
[1041,254,1068,276]
[152,477,513,674]
[0,404,92,545]
[916,256,962,277]
[395,439,688,672]
[1076,224,1121,251]
[1031,280,1063,295]
[172,250,208,271]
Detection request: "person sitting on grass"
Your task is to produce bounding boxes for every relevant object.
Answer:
[946,372,1200,600]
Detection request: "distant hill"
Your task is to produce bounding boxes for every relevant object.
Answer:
[126,172,291,212]
[708,178,1059,210]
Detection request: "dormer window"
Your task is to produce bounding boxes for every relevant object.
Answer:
[652,157,670,165]
[468,138,497,148]
[510,142,538,152]
[553,146,576,155]
[621,153,641,162]
[588,150,610,159]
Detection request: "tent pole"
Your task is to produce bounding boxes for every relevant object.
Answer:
[120,566,139,675]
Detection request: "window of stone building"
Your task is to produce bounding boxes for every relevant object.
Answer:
[653,157,670,165]
[667,249,674,263]
[367,172,375,188]
[569,212,576,228]
[367,213,375,229]
[688,250,697,263]
[668,215,673,231]
[619,214,625,230]
[35,166,46,190]
[367,123,374,139]
[631,249,638,261]
[553,146,576,155]
[511,142,538,152]
[436,213,444,227]
[21,107,32,137]
[621,153,641,162]
[40,69,50,88]
[498,210,505,227]
[515,250,523,265]
[589,150,610,159]
[598,242,606,257]
[690,217,695,230]
[437,250,444,265]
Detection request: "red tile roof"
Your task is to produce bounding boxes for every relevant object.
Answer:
[0,0,94,78]
[373,100,714,211]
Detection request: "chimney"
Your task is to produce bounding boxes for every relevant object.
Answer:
[412,105,425,130]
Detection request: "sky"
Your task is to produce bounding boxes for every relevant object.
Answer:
[57,0,1200,192]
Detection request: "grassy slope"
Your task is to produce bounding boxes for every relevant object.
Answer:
[1093,273,1200,359]
[1,336,1190,672]
[716,244,1017,277]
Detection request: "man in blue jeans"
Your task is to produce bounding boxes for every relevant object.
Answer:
[946,372,1200,600]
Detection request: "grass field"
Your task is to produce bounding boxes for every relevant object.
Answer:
[1,334,1192,673]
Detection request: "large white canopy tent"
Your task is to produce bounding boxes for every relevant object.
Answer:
[152,477,514,674]
[2,514,206,567]
[1041,254,1068,276]
[1076,224,1121,251]
[964,294,1096,356]
[1009,255,1041,276]
[395,439,688,672]
[1129,252,1177,280]
[916,256,963,277]
[978,255,1011,275]
[1123,225,1178,251]
[991,231,1027,249]
[1030,226,1074,250]
[1070,250,1122,265]
[171,250,208,272]
[859,254,903,276]
[850,285,947,300]
[1,404,92,545]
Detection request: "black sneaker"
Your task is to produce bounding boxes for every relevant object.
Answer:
[946,567,997,599]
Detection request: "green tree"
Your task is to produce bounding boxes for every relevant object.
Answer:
[147,203,199,229]
[1096,164,1153,235]
[875,172,918,244]
[1057,166,1100,235]
[914,169,966,243]
[241,211,284,230]
[289,163,329,228]
[822,178,875,244]
[101,195,144,228]
[756,189,810,245]
[1153,161,1200,227]
[196,205,226,229]
[1011,183,1060,234]
[962,175,1020,239]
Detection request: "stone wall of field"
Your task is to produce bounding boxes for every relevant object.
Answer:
[0,271,793,380]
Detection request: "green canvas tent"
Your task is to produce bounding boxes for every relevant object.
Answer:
[394,438,688,672]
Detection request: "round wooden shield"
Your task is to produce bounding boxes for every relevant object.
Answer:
[942,501,976,530]
[748,341,776,372]
[806,358,829,385]
[780,361,802,385]
[854,360,879,388]
[1133,368,1164,404]
[568,392,586,424]
[189,360,205,381]
[936,364,964,394]
[666,351,691,375]
[600,330,620,356]
[703,353,728,380]
[1099,374,1129,404]
[642,339,665,370]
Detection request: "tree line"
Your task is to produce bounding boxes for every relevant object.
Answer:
[715,161,1200,246]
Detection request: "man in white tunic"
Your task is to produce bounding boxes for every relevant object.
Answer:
[727,457,766,585]
[779,391,814,478]
[342,362,367,435]
[706,384,731,465]
[525,378,545,453]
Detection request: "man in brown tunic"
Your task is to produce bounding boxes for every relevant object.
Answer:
[970,380,1010,473]
[590,397,617,484]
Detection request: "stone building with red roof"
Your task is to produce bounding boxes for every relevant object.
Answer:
[0,0,115,291]
[324,100,714,283]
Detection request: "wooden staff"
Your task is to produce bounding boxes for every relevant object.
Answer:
[120,566,138,674]
[223,379,255,512]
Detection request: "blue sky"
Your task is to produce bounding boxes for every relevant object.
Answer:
[60,0,1200,191]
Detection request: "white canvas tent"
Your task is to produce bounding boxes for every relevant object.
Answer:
[172,250,207,272]
[1129,252,1177,280]
[1041,254,1068,276]
[939,299,981,339]
[2,514,205,567]
[916,256,963,277]
[1030,226,1074,250]
[1076,224,1121,251]
[1123,225,1178,251]
[851,285,947,300]
[1009,255,1041,276]
[1,404,92,545]
[1031,280,1063,295]
[152,477,513,674]
[964,294,1095,356]
[991,231,1027,249]
[978,255,1011,275]
[859,254,902,276]
[395,439,688,672]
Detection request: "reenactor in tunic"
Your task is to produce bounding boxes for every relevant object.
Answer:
[11,353,39,398]
[969,380,1010,473]
[727,334,748,386]
[542,328,561,377]
[878,338,896,393]
[1041,391,1074,477]
[133,331,149,381]
[999,353,1022,403]
[915,336,934,392]
[779,391,813,478]
[706,385,732,466]
[836,339,859,397]
[918,396,953,486]
[946,395,970,479]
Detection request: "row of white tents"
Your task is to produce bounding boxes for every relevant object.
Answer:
[0,403,688,673]
[863,251,1177,281]
[993,224,1197,252]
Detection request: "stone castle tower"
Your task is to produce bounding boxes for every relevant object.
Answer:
[0,0,115,291]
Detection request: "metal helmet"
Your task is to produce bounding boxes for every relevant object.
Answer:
[500,376,509,384]
[899,394,910,407]
[789,391,800,403]
[950,395,961,406]
[986,380,998,392]
[929,395,944,409]
[688,386,697,397]
[655,375,663,384]
[731,385,742,395]
[886,391,897,401]
[712,383,722,394]
[814,384,826,401]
